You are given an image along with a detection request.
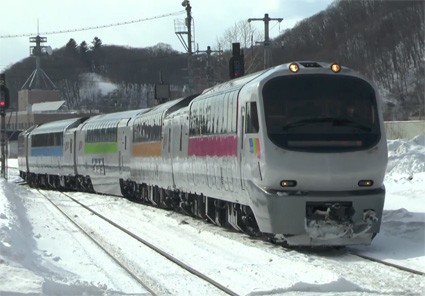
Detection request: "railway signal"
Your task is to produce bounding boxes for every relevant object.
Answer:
[0,73,9,110]
[0,85,10,110]
[0,73,7,179]
[229,43,245,79]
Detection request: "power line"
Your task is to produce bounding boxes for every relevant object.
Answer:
[0,10,185,39]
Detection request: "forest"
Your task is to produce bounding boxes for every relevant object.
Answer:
[4,0,424,120]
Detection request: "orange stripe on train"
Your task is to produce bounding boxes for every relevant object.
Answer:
[132,142,161,157]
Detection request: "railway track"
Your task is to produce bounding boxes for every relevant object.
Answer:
[17,180,422,295]
[348,250,425,276]
[37,189,238,296]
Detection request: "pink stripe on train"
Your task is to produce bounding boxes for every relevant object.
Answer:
[188,134,237,157]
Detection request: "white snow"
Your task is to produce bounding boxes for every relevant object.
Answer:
[0,135,424,295]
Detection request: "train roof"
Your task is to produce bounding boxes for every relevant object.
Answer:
[30,117,87,135]
[200,70,268,96]
[198,61,362,98]
[139,95,198,119]
[84,108,150,123]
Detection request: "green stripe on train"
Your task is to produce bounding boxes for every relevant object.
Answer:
[84,142,118,154]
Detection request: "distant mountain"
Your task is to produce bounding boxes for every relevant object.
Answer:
[5,0,424,120]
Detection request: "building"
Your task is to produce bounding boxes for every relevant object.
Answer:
[4,35,94,156]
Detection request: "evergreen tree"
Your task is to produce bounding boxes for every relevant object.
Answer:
[91,37,102,51]
[65,38,78,56]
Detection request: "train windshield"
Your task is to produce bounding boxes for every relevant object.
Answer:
[262,74,381,152]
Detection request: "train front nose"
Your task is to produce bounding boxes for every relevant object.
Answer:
[263,148,386,192]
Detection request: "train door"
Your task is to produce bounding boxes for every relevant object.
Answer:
[243,102,262,183]
[117,122,129,173]
[162,117,174,188]
[239,106,246,190]
[19,126,37,174]
[72,131,78,176]
[239,100,261,190]
[62,130,75,175]
[24,132,30,173]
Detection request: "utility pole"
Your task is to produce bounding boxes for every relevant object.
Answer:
[0,73,10,179]
[184,0,193,55]
[196,46,223,86]
[248,13,283,69]
[175,0,194,92]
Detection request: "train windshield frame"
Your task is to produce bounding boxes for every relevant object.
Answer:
[262,74,381,152]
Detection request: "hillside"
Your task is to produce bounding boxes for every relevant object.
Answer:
[4,0,424,119]
[272,0,424,120]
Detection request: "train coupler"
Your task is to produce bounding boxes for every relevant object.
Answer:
[305,202,355,240]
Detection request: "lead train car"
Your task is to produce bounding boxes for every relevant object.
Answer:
[18,62,388,246]
[159,62,387,245]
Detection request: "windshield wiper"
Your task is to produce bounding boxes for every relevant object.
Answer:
[333,119,372,131]
[282,117,372,131]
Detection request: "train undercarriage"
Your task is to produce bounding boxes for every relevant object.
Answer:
[20,171,380,246]
[19,171,261,237]
[120,179,261,236]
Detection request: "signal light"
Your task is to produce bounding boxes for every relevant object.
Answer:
[229,43,245,79]
[330,63,341,73]
[229,56,245,78]
[289,63,299,73]
[280,180,297,187]
[358,180,374,187]
[0,85,10,109]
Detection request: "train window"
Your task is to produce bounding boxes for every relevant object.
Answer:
[196,102,201,136]
[133,115,162,142]
[222,93,229,134]
[168,128,171,153]
[32,132,63,147]
[214,96,220,134]
[200,100,207,135]
[217,95,224,134]
[262,74,380,152]
[179,125,183,151]
[189,102,197,136]
[246,102,259,134]
[209,98,215,134]
[206,104,212,134]
[230,91,238,133]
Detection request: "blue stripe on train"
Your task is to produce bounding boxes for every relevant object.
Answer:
[31,146,63,157]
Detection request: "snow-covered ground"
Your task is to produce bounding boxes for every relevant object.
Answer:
[0,135,424,295]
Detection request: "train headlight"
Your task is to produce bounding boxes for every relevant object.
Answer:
[280,180,297,187]
[330,63,341,73]
[289,63,299,73]
[358,180,374,187]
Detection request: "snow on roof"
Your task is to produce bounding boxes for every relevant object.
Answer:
[31,100,66,112]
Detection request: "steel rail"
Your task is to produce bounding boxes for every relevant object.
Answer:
[37,189,159,295]
[349,251,425,276]
[60,191,239,296]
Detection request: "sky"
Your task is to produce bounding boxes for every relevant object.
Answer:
[0,135,424,294]
[0,0,334,72]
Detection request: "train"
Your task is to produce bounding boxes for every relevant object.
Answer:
[18,61,388,246]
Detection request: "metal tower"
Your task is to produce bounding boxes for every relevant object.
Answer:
[22,34,56,90]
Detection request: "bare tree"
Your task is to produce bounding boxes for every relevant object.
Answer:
[213,20,265,81]
[216,20,262,51]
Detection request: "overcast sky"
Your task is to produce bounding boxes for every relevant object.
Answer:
[0,0,334,72]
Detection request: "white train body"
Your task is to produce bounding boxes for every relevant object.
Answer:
[18,62,388,246]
